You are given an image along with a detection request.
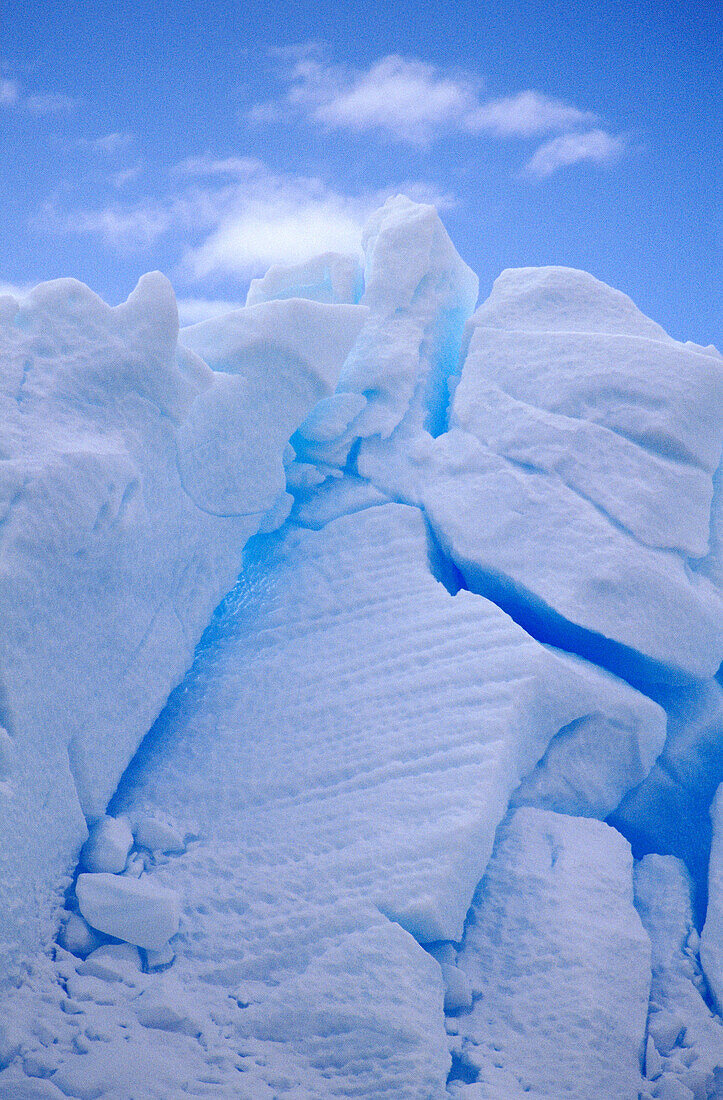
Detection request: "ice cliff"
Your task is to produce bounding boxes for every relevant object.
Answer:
[0,196,721,1099]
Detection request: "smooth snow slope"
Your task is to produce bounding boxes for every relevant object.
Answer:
[0,196,721,1098]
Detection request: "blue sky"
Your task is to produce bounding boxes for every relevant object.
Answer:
[2,0,720,344]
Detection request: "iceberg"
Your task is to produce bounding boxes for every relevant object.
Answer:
[0,196,720,1098]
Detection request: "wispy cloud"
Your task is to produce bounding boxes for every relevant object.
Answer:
[307,55,477,144]
[524,129,625,177]
[185,196,365,278]
[173,154,263,178]
[0,79,19,106]
[80,131,135,154]
[39,200,176,248]
[466,91,597,137]
[0,279,33,299]
[0,75,75,114]
[248,47,610,153]
[251,50,477,144]
[36,158,448,278]
[111,166,142,188]
[24,92,75,114]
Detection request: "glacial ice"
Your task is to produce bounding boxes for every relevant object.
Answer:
[0,276,364,984]
[245,251,362,307]
[449,808,652,1099]
[634,854,723,1098]
[611,680,723,898]
[0,194,720,1098]
[80,815,133,874]
[358,267,723,685]
[702,784,723,1013]
[76,873,180,950]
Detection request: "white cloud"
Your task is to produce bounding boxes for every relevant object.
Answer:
[310,56,477,143]
[184,196,365,278]
[0,279,32,299]
[173,155,263,178]
[24,92,75,113]
[180,172,452,278]
[42,153,451,279]
[0,79,19,106]
[1,77,75,114]
[466,91,596,137]
[248,49,613,156]
[176,297,247,326]
[253,51,478,144]
[525,129,625,177]
[111,166,142,188]
[40,200,175,248]
[82,132,134,154]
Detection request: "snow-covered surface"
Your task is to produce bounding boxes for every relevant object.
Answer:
[449,808,651,1099]
[701,784,723,1015]
[0,275,365,987]
[0,501,665,1096]
[0,195,720,1097]
[634,854,723,1099]
[359,268,723,685]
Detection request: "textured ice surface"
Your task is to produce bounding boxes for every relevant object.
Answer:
[449,808,651,1099]
[359,268,723,685]
[0,502,666,1097]
[611,681,723,896]
[634,854,723,1099]
[0,275,365,987]
[0,196,720,1097]
[61,505,667,1093]
[701,784,723,1014]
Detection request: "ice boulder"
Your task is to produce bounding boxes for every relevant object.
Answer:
[76,872,180,950]
[0,274,366,987]
[131,815,184,854]
[80,815,133,873]
[78,943,142,982]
